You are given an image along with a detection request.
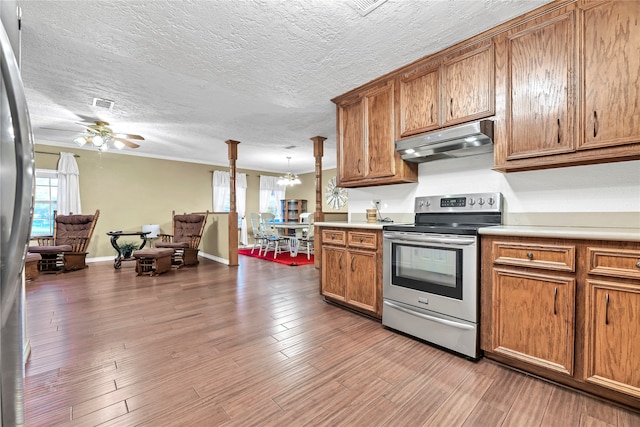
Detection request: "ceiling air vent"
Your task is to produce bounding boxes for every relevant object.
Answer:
[92,97,115,111]
[348,0,388,16]
[284,145,297,150]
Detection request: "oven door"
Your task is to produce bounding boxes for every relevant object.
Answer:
[383,231,478,323]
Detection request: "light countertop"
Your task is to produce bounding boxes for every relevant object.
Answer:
[479,225,640,242]
[316,221,389,230]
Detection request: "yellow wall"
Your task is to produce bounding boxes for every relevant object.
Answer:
[284,169,348,213]
[34,146,346,261]
[34,146,279,261]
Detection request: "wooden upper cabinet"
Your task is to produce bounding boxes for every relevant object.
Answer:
[503,10,576,160]
[494,1,640,171]
[398,61,440,137]
[580,0,640,150]
[337,96,364,183]
[335,80,417,188]
[441,41,495,127]
[365,83,396,180]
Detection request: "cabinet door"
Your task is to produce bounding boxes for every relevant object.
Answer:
[504,11,576,160]
[364,82,395,179]
[337,96,365,183]
[580,1,640,150]
[492,268,575,375]
[321,246,346,301]
[346,249,378,314]
[398,64,440,137]
[442,42,494,126]
[585,280,640,398]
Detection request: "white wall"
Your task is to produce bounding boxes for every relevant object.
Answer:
[347,154,640,227]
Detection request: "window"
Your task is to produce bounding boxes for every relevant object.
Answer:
[259,176,285,222]
[264,190,282,220]
[32,169,58,236]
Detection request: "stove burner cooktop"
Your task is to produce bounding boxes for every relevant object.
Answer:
[383,192,503,235]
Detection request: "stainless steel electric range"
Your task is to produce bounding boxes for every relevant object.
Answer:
[382,192,503,359]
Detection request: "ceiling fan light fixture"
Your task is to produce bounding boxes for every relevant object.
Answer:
[92,135,104,147]
[71,121,144,151]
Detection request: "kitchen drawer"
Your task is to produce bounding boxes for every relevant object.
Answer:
[322,230,346,246]
[587,247,640,280]
[493,241,575,272]
[348,231,378,250]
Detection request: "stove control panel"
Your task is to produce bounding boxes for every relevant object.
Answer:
[415,192,502,213]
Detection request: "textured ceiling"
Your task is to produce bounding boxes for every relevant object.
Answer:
[20,0,552,174]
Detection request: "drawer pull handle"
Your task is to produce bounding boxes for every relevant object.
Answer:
[526,252,534,259]
[553,287,557,315]
[636,261,640,268]
[605,293,610,325]
[359,238,364,243]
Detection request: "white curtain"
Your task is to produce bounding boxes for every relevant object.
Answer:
[212,170,228,212]
[57,152,81,214]
[212,170,248,245]
[259,175,286,221]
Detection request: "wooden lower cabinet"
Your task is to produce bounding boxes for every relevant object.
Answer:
[320,227,382,318]
[481,235,640,409]
[492,268,575,375]
[585,282,640,399]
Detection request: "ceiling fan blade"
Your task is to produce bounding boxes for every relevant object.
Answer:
[114,137,140,149]
[39,126,81,133]
[114,133,145,140]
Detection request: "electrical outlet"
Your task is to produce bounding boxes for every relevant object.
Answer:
[373,200,381,208]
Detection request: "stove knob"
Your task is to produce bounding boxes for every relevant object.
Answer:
[477,197,485,206]
[418,200,425,208]
[488,197,495,205]
[425,200,431,207]
[468,198,476,206]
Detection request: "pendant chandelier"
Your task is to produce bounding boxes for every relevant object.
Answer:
[277,156,301,186]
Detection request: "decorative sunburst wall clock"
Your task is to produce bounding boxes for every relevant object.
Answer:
[325,176,348,210]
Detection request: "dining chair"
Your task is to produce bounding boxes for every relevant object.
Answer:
[299,212,313,223]
[260,212,289,259]
[298,215,315,259]
[248,212,267,255]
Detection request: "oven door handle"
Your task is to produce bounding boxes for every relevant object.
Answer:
[383,300,475,331]
[385,235,476,246]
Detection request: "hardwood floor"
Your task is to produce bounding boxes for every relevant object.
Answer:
[24,257,639,426]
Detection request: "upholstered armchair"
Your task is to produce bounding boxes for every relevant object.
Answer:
[156,211,208,266]
[29,210,100,272]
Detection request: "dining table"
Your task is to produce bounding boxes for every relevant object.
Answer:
[271,222,310,256]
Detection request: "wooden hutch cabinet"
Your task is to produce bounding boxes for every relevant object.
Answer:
[280,199,307,222]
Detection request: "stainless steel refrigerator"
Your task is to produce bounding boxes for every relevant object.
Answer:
[1,0,36,425]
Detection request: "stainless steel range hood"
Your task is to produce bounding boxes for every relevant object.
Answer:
[396,120,494,163]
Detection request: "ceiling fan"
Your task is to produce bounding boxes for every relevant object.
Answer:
[72,120,145,150]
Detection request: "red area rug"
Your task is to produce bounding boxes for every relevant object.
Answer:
[238,248,314,266]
